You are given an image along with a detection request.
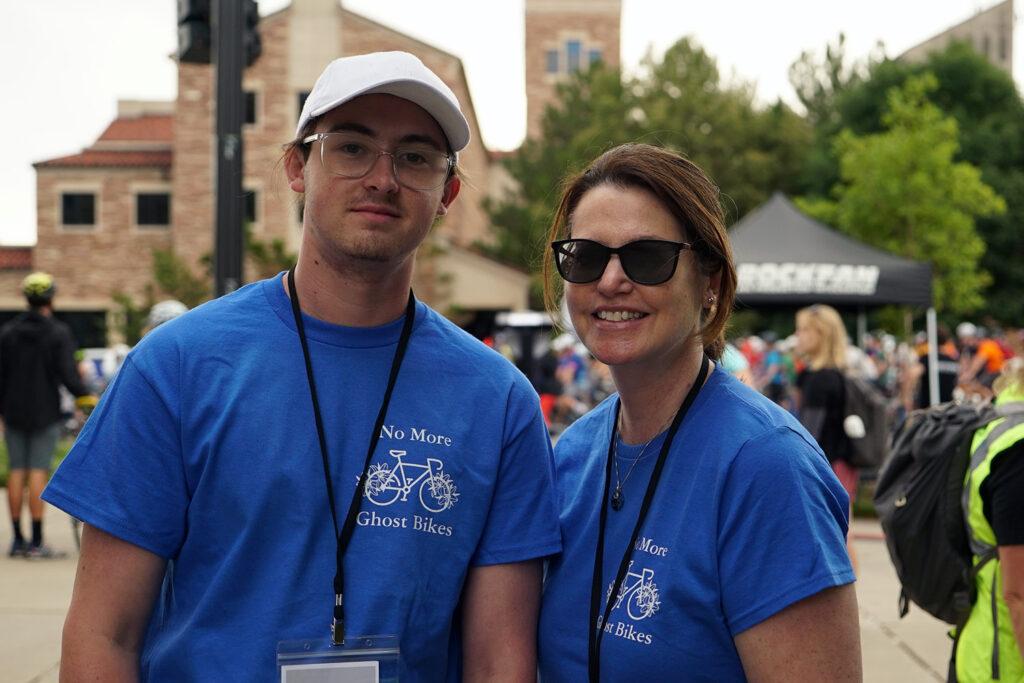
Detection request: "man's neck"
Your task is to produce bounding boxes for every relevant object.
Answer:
[287,253,414,328]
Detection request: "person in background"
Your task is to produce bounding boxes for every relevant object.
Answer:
[143,300,189,336]
[909,324,959,409]
[0,273,93,558]
[795,304,859,574]
[959,322,1006,392]
[538,144,859,681]
[759,331,791,408]
[955,357,1024,681]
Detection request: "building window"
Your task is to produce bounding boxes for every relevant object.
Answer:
[589,49,602,65]
[62,193,95,227]
[244,189,258,225]
[298,91,310,119]
[982,34,991,58]
[244,90,257,125]
[566,40,581,72]
[999,34,1008,61]
[136,193,170,227]
[546,49,559,74]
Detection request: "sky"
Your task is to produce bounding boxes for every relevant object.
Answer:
[0,0,1018,246]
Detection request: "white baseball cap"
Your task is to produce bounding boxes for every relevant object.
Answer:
[295,51,471,152]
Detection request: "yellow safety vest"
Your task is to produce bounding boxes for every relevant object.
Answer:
[956,391,1024,683]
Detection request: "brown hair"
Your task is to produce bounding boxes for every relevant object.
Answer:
[795,304,848,371]
[541,143,737,360]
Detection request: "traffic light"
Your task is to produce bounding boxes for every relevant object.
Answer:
[177,1,259,67]
[244,0,262,67]
[177,0,211,64]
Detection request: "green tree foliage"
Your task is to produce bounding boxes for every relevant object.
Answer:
[799,75,1005,314]
[153,248,211,308]
[484,38,812,291]
[794,41,1024,322]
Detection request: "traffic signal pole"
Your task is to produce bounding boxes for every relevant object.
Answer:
[213,0,244,297]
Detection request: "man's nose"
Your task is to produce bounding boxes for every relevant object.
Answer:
[362,152,400,193]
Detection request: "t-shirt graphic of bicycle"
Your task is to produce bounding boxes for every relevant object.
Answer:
[606,561,661,620]
[363,449,460,513]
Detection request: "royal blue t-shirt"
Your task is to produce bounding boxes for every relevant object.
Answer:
[44,275,561,682]
[538,366,853,681]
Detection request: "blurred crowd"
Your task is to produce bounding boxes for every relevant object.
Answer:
[520,322,1023,435]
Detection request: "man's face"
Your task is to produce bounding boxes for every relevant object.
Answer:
[286,93,460,270]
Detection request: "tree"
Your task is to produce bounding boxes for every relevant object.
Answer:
[799,75,1005,314]
[484,38,812,298]
[795,41,1024,323]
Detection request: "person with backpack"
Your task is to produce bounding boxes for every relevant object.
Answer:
[795,304,858,573]
[0,273,93,558]
[955,357,1024,681]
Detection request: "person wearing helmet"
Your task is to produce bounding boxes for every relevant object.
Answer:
[958,321,1006,390]
[0,273,93,558]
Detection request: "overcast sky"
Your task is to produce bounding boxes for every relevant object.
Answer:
[0,0,1018,246]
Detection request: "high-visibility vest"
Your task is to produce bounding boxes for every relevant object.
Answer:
[956,392,1024,682]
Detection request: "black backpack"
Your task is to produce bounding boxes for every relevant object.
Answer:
[843,375,892,469]
[873,401,1000,625]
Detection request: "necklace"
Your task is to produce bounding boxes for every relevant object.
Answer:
[610,417,663,511]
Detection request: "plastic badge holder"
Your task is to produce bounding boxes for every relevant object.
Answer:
[277,636,399,682]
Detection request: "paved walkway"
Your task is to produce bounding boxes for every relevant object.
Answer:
[1,498,952,682]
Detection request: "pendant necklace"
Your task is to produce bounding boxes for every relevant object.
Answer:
[610,416,662,511]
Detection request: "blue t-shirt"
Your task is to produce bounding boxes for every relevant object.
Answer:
[538,366,853,681]
[44,275,561,682]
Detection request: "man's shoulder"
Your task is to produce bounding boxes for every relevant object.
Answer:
[416,304,522,373]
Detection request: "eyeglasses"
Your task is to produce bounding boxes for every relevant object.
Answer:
[551,238,694,285]
[301,132,454,191]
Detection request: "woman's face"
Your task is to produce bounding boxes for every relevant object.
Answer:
[564,183,717,372]
[795,315,821,356]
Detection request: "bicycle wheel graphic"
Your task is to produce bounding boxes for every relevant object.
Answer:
[364,465,401,506]
[627,580,660,620]
[419,473,459,512]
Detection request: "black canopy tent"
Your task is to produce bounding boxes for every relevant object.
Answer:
[728,193,941,404]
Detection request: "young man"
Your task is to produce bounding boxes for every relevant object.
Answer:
[44,52,560,681]
[1,272,90,558]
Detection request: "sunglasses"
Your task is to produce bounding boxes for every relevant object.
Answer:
[551,238,694,285]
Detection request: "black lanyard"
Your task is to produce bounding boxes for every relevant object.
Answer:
[287,267,416,645]
[588,354,710,682]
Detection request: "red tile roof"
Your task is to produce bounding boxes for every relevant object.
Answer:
[34,150,172,168]
[0,247,32,270]
[97,114,173,143]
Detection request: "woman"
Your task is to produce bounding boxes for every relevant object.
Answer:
[537,144,860,681]
[794,304,859,572]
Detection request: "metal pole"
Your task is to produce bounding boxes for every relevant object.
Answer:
[926,307,940,406]
[856,306,867,348]
[214,0,244,297]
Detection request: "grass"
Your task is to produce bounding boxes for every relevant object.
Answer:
[0,437,74,488]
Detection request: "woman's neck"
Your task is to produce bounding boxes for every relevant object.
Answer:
[610,343,710,445]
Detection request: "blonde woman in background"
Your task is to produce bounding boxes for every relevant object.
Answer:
[795,304,858,573]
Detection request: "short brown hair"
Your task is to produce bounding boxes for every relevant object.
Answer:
[542,143,737,359]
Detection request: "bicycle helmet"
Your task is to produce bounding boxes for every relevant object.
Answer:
[22,272,56,306]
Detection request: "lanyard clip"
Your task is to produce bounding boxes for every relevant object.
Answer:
[331,593,345,645]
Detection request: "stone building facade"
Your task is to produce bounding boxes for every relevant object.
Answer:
[900,0,1014,75]
[524,0,621,139]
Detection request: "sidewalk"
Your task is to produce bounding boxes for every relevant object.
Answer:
[1,498,951,682]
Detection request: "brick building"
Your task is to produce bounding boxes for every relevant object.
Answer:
[24,0,622,344]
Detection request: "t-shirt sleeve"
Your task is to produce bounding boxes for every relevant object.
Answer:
[470,378,562,566]
[42,354,189,558]
[980,440,1024,546]
[717,426,855,636]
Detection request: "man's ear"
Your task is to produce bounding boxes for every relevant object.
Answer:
[284,148,306,194]
[435,176,461,217]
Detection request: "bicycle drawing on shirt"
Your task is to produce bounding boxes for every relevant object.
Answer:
[607,561,661,620]
[363,449,460,513]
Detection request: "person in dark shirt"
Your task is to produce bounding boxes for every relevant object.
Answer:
[795,304,857,574]
[0,273,91,558]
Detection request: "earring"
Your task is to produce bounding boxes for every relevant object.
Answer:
[706,295,716,306]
